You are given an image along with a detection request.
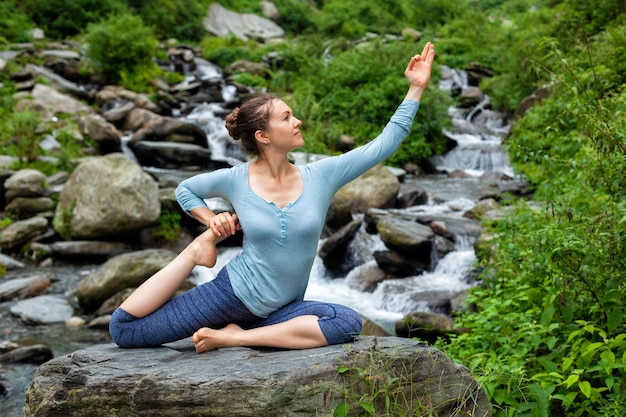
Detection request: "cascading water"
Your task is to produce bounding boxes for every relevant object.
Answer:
[185,65,515,335]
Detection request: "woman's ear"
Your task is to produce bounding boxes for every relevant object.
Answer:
[254,129,268,144]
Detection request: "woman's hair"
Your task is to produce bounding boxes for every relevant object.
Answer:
[225,94,278,156]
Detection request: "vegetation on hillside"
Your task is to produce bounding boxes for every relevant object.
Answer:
[0,0,624,415]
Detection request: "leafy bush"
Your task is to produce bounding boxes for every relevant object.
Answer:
[152,209,182,242]
[200,36,263,68]
[84,12,159,89]
[439,16,626,416]
[0,1,36,44]
[0,108,44,164]
[127,0,206,41]
[18,0,126,38]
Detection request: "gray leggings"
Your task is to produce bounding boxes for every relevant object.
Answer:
[109,267,362,348]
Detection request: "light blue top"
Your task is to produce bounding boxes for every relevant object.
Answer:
[175,100,419,317]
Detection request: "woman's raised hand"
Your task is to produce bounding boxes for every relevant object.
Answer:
[404,42,435,92]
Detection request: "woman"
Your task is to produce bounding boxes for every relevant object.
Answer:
[109,42,435,353]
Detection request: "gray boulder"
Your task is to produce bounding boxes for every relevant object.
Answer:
[333,164,400,214]
[0,216,49,249]
[203,3,285,42]
[10,295,74,324]
[25,337,491,417]
[52,153,161,240]
[76,248,177,312]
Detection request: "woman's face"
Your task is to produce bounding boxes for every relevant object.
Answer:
[264,99,304,151]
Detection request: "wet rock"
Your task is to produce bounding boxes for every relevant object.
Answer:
[0,216,49,249]
[0,344,53,364]
[318,219,362,276]
[373,250,428,278]
[130,117,208,147]
[375,215,434,265]
[76,248,177,312]
[396,311,466,344]
[0,252,24,270]
[4,169,47,200]
[0,275,51,301]
[5,196,55,218]
[333,164,400,213]
[129,141,212,168]
[52,153,160,240]
[49,240,133,261]
[77,114,123,154]
[396,184,428,208]
[203,3,285,42]
[10,295,74,324]
[25,337,491,417]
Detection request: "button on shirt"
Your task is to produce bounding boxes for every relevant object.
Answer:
[175,100,419,317]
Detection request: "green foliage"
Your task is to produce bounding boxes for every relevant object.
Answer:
[0,1,35,44]
[439,12,626,415]
[312,0,464,39]
[0,214,13,229]
[84,12,159,89]
[18,0,127,39]
[0,108,44,164]
[200,36,263,68]
[271,0,316,35]
[127,0,205,41]
[53,197,76,241]
[152,209,182,242]
[233,72,268,89]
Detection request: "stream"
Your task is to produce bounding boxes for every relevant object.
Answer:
[0,65,515,417]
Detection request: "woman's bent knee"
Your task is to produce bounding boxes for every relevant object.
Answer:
[319,305,362,345]
[109,307,138,348]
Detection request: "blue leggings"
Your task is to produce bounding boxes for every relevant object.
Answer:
[109,267,362,348]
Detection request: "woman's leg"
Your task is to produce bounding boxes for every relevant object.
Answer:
[119,228,219,318]
[192,301,362,353]
[109,267,258,348]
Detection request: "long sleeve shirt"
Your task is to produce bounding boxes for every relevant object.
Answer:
[175,100,419,317]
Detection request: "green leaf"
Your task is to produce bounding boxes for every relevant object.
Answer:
[562,357,574,372]
[333,402,350,417]
[358,401,375,414]
[607,308,623,333]
[579,380,592,398]
[336,366,350,374]
[566,373,579,388]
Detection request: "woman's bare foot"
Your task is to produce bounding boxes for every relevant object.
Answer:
[188,229,218,268]
[192,323,243,353]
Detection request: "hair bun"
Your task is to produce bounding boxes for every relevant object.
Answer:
[225,107,240,140]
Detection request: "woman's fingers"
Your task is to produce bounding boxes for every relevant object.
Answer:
[210,212,239,236]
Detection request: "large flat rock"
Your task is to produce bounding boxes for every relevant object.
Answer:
[26,336,491,417]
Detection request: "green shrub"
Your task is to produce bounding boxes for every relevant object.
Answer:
[200,36,262,68]
[0,1,35,44]
[18,0,126,39]
[84,12,159,89]
[128,0,206,42]
[439,23,626,416]
[1,108,44,164]
[153,209,182,242]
